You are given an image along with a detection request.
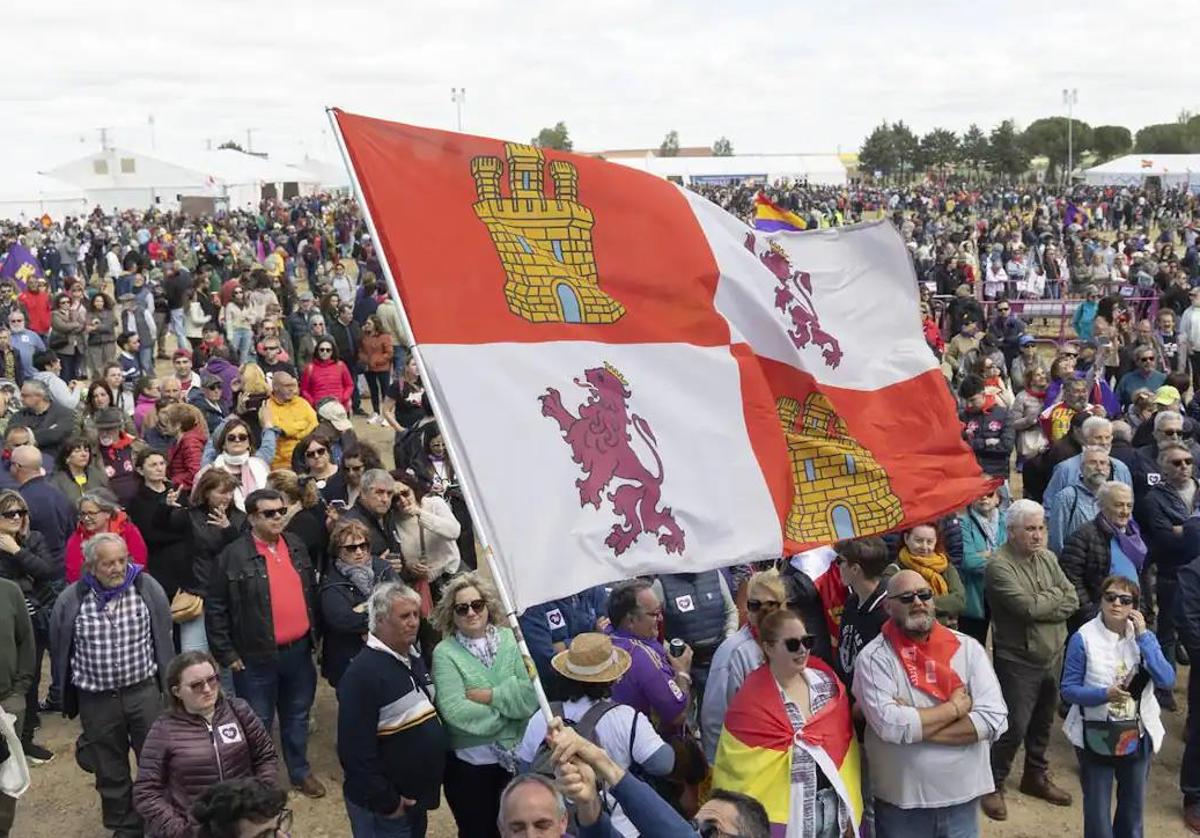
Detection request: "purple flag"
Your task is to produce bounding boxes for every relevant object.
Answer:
[0,243,43,290]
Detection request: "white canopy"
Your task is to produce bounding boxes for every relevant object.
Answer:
[0,174,89,221]
[609,153,847,186]
[1083,154,1200,190]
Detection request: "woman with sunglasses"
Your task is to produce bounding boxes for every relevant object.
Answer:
[133,651,279,838]
[1060,575,1174,838]
[318,519,396,688]
[299,337,353,413]
[392,470,460,603]
[63,487,148,582]
[197,418,272,511]
[295,432,347,505]
[49,290,85,382]
[713,608,859,837]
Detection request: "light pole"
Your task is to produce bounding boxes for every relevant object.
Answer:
[1062,88,1078,184]
[451,87,466,131]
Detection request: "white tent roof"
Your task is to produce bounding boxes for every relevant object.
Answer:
[608,153,847,185]
[292,156,350,189]
[1084,154,1200,187]
[0,173,85,202]
[165,148,321,186]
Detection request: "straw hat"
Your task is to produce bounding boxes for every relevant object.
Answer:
[550,633,631,684]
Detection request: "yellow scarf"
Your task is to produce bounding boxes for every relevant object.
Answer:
[898,546,950,596]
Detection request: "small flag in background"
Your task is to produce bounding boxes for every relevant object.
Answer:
[0,242,43,290]
[753,192,808,232]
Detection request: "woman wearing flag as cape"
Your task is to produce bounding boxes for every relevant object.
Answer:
[712,607,861,837]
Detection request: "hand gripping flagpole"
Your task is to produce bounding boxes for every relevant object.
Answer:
[326,108,556,724]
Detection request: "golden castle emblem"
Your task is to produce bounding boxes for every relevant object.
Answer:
[471,143,625,324]
[777,392,903,543]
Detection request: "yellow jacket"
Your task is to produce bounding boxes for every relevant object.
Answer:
[266,396,318,469]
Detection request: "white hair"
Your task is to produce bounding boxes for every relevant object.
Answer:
[1080,416,1112,439]
[360,468,395,494]
[366,580,422,633]
[1154,410,1183,432]
[81,532,128,572]
[498,774,567,830]
[1005,499,1045,534]
[1096,480,1132,508]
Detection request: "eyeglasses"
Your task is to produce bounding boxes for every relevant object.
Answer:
[255,507,287,519]
[0,509,27,520]
[317,347,333,354]
[184,674,220,692]
[997,307,1009,313]
[453,599,487,616]
[263,345,280,352]
[890,589,935,604]
[79,509,108,520]
[1170,458,1194,467]
[1161,429,1185,438]
[746,599,782,612]
[337,543,369,557]
[690,819,734,838]
[305,447,328,458]
[1103,592,1136,606]
[225,433,249,443]
[781,635,815,653]
[1138,356,1155,363]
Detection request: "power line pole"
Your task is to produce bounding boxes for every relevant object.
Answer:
[1062,88,1078,184]
[451,87,466,131]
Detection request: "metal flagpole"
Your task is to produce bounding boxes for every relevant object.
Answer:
[325,107,556,723]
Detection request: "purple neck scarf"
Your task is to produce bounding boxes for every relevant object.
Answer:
[83,563,141,610]
[1097,515,1148,571]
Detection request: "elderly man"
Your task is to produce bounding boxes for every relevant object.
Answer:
[1047,445,1111,555]
[5,312,43,379]
[205,488,324,799]
[982,499,1078,820]
[338,581,445,837]
[286,290,318,349]
[1135,440,1198,712]
[1117,345,1167,407]
[343,468,404,563]
[652,570,737,710]
[1045,378,1103,445]
[606,579,693,735]
[0,575,33,837]
[49,532,173,837]
[1131,410,1200,501]
[8,378,74,459]
[12,445,74,567]
[1043,416,1132,504]
[1060,481,1143,632]
[851,568,1007,836]
[264,372,317,470]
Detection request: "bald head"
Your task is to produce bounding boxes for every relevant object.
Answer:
[885,569,936,637]
[887,569,926,597]
[272,372,297,402]
[10,445,43,483]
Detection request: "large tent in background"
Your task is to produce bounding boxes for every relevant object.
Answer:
[293,156,351,193]
[1083,153,1200,191]
[608,153,848,186]
[0,174,89,221]
[44,147,321,213]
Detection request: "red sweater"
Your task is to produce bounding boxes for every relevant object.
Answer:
[300,359,353,410]
[167,427,207,492]
[19,290,51,335]
[64,514,148,583]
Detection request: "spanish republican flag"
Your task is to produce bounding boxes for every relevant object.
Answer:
[332,109,991,611]
[713,660,862,836]
[753,192,808,232]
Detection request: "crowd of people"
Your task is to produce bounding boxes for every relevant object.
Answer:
[0,180,1195,838]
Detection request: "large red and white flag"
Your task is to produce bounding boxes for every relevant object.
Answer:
[333,110,992,609]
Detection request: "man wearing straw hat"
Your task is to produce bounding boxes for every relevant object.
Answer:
[516,633,674,838]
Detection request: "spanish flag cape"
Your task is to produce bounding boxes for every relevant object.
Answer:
[712,659,862,837]
[752,192,808,231]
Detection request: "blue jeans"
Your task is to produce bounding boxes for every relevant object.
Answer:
[1077,738,1151,838]
[232,638,316,784]
[169,308,188,352]
[178,617,235,696]
[1155,574,1179,682]
[346,798,426,838]
[229,327,253,364]
[875,799,978,838]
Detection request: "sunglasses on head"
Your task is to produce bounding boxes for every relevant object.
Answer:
[1103,592,1136,606]
[453,599,487,616]
[746,599,781,612]
[256,507,287,519]
[780,635,815,653]
[890,589,935,604]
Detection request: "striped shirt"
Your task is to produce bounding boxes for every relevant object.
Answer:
[71,588,157,692]
[365,633,437,735]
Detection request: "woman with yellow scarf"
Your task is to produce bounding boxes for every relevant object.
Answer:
[899,522,966,627]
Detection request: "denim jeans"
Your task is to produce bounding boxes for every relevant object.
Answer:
[178,617,235,696]
[230,328,253,364]
[137,347,153,377]
[232,639,316,784]
[169,308,188,352]
[875,799,978,838]
[1155,574,1179,682]
[1076,738,1151,838]
[392,345,407,383]
[346,798,426,838]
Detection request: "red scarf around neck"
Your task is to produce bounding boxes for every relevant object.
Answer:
[881,618,963,702]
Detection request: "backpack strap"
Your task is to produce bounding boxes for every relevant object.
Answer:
[574,699,619,745]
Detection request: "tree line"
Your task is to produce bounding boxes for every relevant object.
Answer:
[530,123,734,157]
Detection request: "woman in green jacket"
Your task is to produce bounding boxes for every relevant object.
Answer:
[958,489,1006,646]
[431,572,538,838]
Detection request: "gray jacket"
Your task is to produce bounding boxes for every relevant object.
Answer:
[49,571,174,718]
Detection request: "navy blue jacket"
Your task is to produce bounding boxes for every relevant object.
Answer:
[519,594,598,685]
[1134,482,1200,578]
[18,476,75,568]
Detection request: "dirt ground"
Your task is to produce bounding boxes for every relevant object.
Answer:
[12,394,1197,836]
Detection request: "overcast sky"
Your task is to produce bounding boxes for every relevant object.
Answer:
[3,0,1194,177]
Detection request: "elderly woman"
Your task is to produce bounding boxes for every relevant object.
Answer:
[1061,576,1174,838]
[64,488,147,583]
[1060,481,1146,633]
[393,470,460,598]
[432,572,540,837]
[49,434,109,502]
[197,418,272,511]
[159,403,208,494]
[700,567,789,763]
[133,651,278,837]
[713,608,860,837]
[897,522,966,627]
[318,519,396,688]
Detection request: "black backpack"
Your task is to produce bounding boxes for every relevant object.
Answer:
[530,700,628,829]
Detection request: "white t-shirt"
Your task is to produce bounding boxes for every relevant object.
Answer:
[517,698,666,837]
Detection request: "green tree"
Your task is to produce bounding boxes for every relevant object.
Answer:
[919,128,959,178]
[1021,116,1094,181]
[959,124,990,179]
[988,119,1029,181]
[712,136,734,156]
[858,121,897,182]
[531,121,573,151]
[1134,123,1191,153]
[890,121,919,182]
[660,130,680,157]
[1091,125,1133,161]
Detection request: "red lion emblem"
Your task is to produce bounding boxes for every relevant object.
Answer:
[539,364,686,556]
[745,232,843,368]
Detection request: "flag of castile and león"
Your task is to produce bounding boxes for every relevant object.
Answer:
[333,109,992,610]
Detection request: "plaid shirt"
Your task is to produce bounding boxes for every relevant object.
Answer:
[71,587,157,693]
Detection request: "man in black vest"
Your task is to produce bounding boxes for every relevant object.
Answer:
[652,571,737,713]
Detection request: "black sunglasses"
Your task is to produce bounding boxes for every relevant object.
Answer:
[781,635,815,653]
[224,433,249,442]
[1170,458,1194,467]
[453,599,487,616]
[305,447,328,458]
[339,541,369,554]
[1103,592,1136,606]
[890,589,935,604]
[746,599,781,612]
[690,820,738,838]
[255,507,287,519]
[0,509,26,520]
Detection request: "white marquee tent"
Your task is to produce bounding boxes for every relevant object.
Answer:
[1083,154,1200,190]
[0,174,89,221]
[609,153,847,186]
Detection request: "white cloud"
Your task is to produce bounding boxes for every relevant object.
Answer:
[3,0,1196,176]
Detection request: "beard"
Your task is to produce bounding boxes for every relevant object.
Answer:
[901,611,935,635]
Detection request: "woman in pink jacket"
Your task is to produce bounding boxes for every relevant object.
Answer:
[300,336,354,411]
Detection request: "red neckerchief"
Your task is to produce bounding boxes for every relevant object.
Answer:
[881,618,964,702]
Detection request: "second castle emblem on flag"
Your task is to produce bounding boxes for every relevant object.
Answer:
[540,364,685,557]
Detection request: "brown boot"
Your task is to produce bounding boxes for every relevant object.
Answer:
[1185,802,1200,834]
[980,790,1007,821]
[1019,771,1072,806]
[294,774,326,799]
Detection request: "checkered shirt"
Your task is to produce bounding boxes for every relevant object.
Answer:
[71,587,157,693]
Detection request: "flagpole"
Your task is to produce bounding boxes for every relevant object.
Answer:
[325,107,556,724]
